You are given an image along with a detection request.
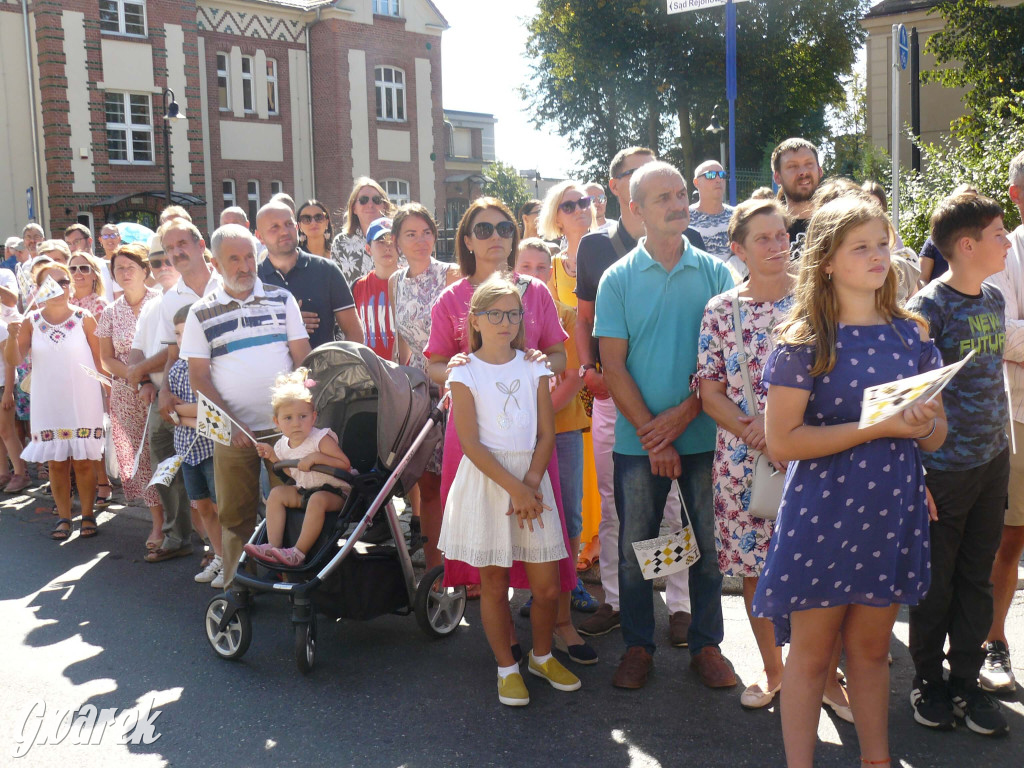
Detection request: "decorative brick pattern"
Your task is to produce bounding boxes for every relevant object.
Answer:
[197,5,304,43]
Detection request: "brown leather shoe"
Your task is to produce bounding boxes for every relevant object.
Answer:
[612,646,653,689]
[669,611,691,647]
[578,603,620,637]
[690,646,738,688]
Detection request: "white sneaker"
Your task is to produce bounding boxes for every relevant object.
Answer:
[194,555,222,583]
[210,570,226,589]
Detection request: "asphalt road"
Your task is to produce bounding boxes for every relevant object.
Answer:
[2,492,1023,768]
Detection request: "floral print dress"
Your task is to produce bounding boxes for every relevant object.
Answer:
[97,288,161,506]
[696,290,794,577]
[329,232,373,288]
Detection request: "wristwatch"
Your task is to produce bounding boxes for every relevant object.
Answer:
[579,363,598,378]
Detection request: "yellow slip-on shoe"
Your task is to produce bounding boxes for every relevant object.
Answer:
[497,672,530,706]
[528,652,581,692]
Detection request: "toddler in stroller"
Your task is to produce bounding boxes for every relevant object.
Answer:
[246,367,352,567]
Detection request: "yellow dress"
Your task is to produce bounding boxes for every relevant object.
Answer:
[549,255,602,552]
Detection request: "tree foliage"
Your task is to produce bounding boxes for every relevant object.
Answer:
[522,0,868,182]
[924,0,1024,144]
[481,160,531,215]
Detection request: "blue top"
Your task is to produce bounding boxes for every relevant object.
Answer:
[594,236,734,455]
[906,280,1007,471]
[167,358,215,466]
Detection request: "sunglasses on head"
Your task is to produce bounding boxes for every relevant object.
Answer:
[471,220,517,240]
[299,212,327,224]
[68,264,92,274]
[701,170,727,180]
[558,196,593,215]
[358,195,386,206]
[149,257,171,269]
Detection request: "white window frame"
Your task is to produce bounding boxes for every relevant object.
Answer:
[266,58,279,116]
[241,55,255,115]
[247,180,260,225]
[99,0,147,38]
[373,0,401,16]
[216,52,231,112]
[105,92,154,165]
[381,179,410,205]
[223,180,237,211]
[270,181,283,197]
[374,66,406,122]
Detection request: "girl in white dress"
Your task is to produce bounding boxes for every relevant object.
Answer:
[437,273,579,707]
[248,368,352,567]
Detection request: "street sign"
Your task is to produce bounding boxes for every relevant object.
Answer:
[897,24,909,71]
[667,0,749,14]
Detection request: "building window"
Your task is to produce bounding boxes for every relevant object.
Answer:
[247,180,260,225]
[241,56,255,114]
[270,181,283,197]
[99,0,146,37]
[373,0,400,16]
[374,66,406,122]
[382,179,410,205]
[223,180,236,211]
[266,59,279,116]
[217,53,230,111]
[105,92,153,164]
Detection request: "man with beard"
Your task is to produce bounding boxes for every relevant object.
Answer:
[771,138,823,258]
[256,200,364,349]
[180,224,310,587]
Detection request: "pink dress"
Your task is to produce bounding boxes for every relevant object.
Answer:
[96,289,161,506]
[424,275,574,590]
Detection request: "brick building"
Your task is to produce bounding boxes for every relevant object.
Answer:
[0,0,448,240]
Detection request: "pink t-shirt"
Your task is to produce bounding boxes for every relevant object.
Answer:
[423,275,568,360]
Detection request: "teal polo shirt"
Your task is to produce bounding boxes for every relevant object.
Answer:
[594,236,734,456]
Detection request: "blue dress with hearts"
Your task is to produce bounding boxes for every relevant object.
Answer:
[752,319,942,644]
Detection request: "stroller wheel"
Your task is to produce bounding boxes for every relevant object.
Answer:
[294,613,317,674]
[205,596,252,660]
[415,565,466,638]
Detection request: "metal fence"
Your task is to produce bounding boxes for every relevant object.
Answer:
[731,168,774,202]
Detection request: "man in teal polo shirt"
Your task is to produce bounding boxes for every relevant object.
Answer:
[595,161,736,690]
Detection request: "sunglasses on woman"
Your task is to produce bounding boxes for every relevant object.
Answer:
[558,196,593,215]
[68,264,93,274]
[474,309,524,325]
[299,213,327,224]
[55,279,71,288]
[471,220,517,240]
[358,195,386,206]
[701,170,727,180]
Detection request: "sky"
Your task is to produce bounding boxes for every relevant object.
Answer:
[432,0,582,178]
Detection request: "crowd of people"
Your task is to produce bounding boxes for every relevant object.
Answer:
[3,139,1024,767]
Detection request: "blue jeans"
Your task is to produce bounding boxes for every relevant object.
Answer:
[555,430,584,540]
[614,451,722,655]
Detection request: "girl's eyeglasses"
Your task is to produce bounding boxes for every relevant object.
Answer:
[558,196,593,215]
[474,309,524,325]
[68,265,93,274]
[471,221,517,240]
[357,195,385,206]
[299,213,327,224]
[701,170,727,180]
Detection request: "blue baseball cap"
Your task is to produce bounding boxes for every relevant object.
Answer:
[365,217,393,243]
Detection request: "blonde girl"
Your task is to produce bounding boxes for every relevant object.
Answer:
[437,273,580,706]
[247,367,352,567]
[753,197,947,767]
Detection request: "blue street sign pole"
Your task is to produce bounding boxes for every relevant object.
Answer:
[725,0,737,205]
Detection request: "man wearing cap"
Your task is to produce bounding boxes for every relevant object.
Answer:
[256,200,364,349]
[351,218,398,359]
[2,237,23,273]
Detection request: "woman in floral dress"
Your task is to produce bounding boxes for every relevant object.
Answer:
[330,177,396,287]
[696,198,849,713]
[389,203,459,571]
[97,244,163,550]
[68,250,114,507]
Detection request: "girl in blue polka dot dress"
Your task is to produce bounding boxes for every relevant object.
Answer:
[753,196,948,768]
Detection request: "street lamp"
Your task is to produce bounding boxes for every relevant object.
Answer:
[705,112,726,170]
[162,88,186,207]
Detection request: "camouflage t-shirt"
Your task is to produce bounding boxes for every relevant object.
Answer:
[907,280,1008,471]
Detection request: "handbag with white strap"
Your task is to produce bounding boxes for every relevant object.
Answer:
[730,293,784,521]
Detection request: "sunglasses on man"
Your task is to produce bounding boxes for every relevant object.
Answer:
[358,195,386,206]
[701,170,727,180]
[558,196,593,215]
[471,220,517,240]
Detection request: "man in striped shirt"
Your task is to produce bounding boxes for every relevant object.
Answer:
[180,223,311,588]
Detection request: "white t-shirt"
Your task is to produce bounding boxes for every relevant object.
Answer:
[130,293,167,387]
[159,270,221,346]
[446,351,553,452]
[98,259,115,303]
[179,279,307,431]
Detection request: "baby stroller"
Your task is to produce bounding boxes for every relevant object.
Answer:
[204,342,466,673]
